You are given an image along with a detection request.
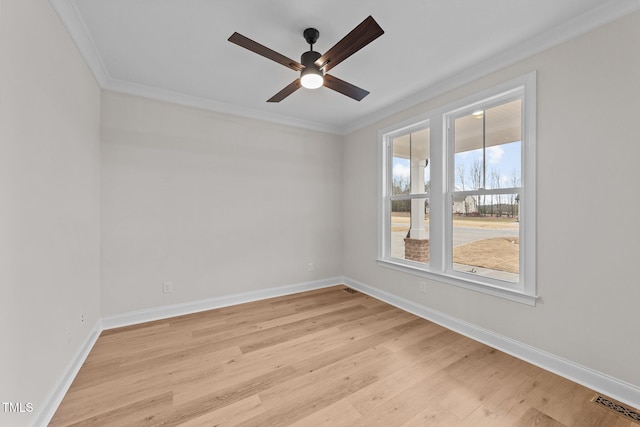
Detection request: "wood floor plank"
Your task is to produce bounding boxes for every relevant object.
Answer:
[287,399,362,427]
[151,366,298,426]
[349,370,461,427]
[238,305,373,353]
[50,286,638,427]
[174,395,264,427]
[237,351,391,426]
[347,360,431,414]
[402,403,462,426]
[514,407,566,427]
[461,370,546,427]
[50,392,174,427]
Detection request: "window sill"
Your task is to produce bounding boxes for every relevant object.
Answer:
[376,258,538,306]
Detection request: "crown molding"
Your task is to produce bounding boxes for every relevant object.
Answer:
[103,78,340,135]
[50,0,640,136]
[48,0,341,134]
[49,0,111,86]
[339,0,640,134]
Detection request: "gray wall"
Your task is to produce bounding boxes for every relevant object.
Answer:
[342,11,640,387]
[100,92,343,315]
[0,0,101,425]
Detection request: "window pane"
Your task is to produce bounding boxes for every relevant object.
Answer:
[410,128,430,194]
[454,99,521,191]
[392,135,410,195]
[392,128,430,196]
[485,99,521,189]
[454,112,484,191]
[452,194,520,283]
[390,199,429,264]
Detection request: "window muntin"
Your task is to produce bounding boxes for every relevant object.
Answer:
[378,73,536,304]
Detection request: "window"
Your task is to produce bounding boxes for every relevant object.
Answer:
[389,124,430,265]
[378,73,536,304]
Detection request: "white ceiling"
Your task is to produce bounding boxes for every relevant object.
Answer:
[51,0,640,134]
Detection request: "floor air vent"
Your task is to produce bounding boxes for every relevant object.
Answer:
[592,395,640,423]
[342,287,358,294]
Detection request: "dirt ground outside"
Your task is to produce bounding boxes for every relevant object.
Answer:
[453,237,519,274]
[391,214,519,274]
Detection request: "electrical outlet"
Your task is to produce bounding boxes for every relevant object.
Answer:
[419,281,427,293]
[163,281,173,294]
[307,263,314,272]
[81,313,84,325]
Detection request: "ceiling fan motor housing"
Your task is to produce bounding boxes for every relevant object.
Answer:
[301,50,322,70]
[300,50,324,89]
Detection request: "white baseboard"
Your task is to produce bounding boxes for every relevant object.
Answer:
[34,320,102,427]
[101,277,342,330]
[38,277,342,426]
[39,275,639,427]
[341,276,640,411]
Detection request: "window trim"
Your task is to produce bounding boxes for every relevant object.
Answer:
[377,72,537,305]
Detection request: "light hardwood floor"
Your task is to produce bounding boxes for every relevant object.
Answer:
[51,286,637,426]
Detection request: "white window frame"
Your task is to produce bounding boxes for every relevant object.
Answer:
[378,72,537,305]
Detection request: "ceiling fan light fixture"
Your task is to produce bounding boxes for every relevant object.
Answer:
[300,68,324,89]
[300,50,324,89]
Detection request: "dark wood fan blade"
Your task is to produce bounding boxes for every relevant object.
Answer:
[267,79,302,102]
[228,32,304,71]
[323,74,369,101]
[314,16,384,73]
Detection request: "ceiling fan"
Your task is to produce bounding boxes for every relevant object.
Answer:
[228,16,384,102]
